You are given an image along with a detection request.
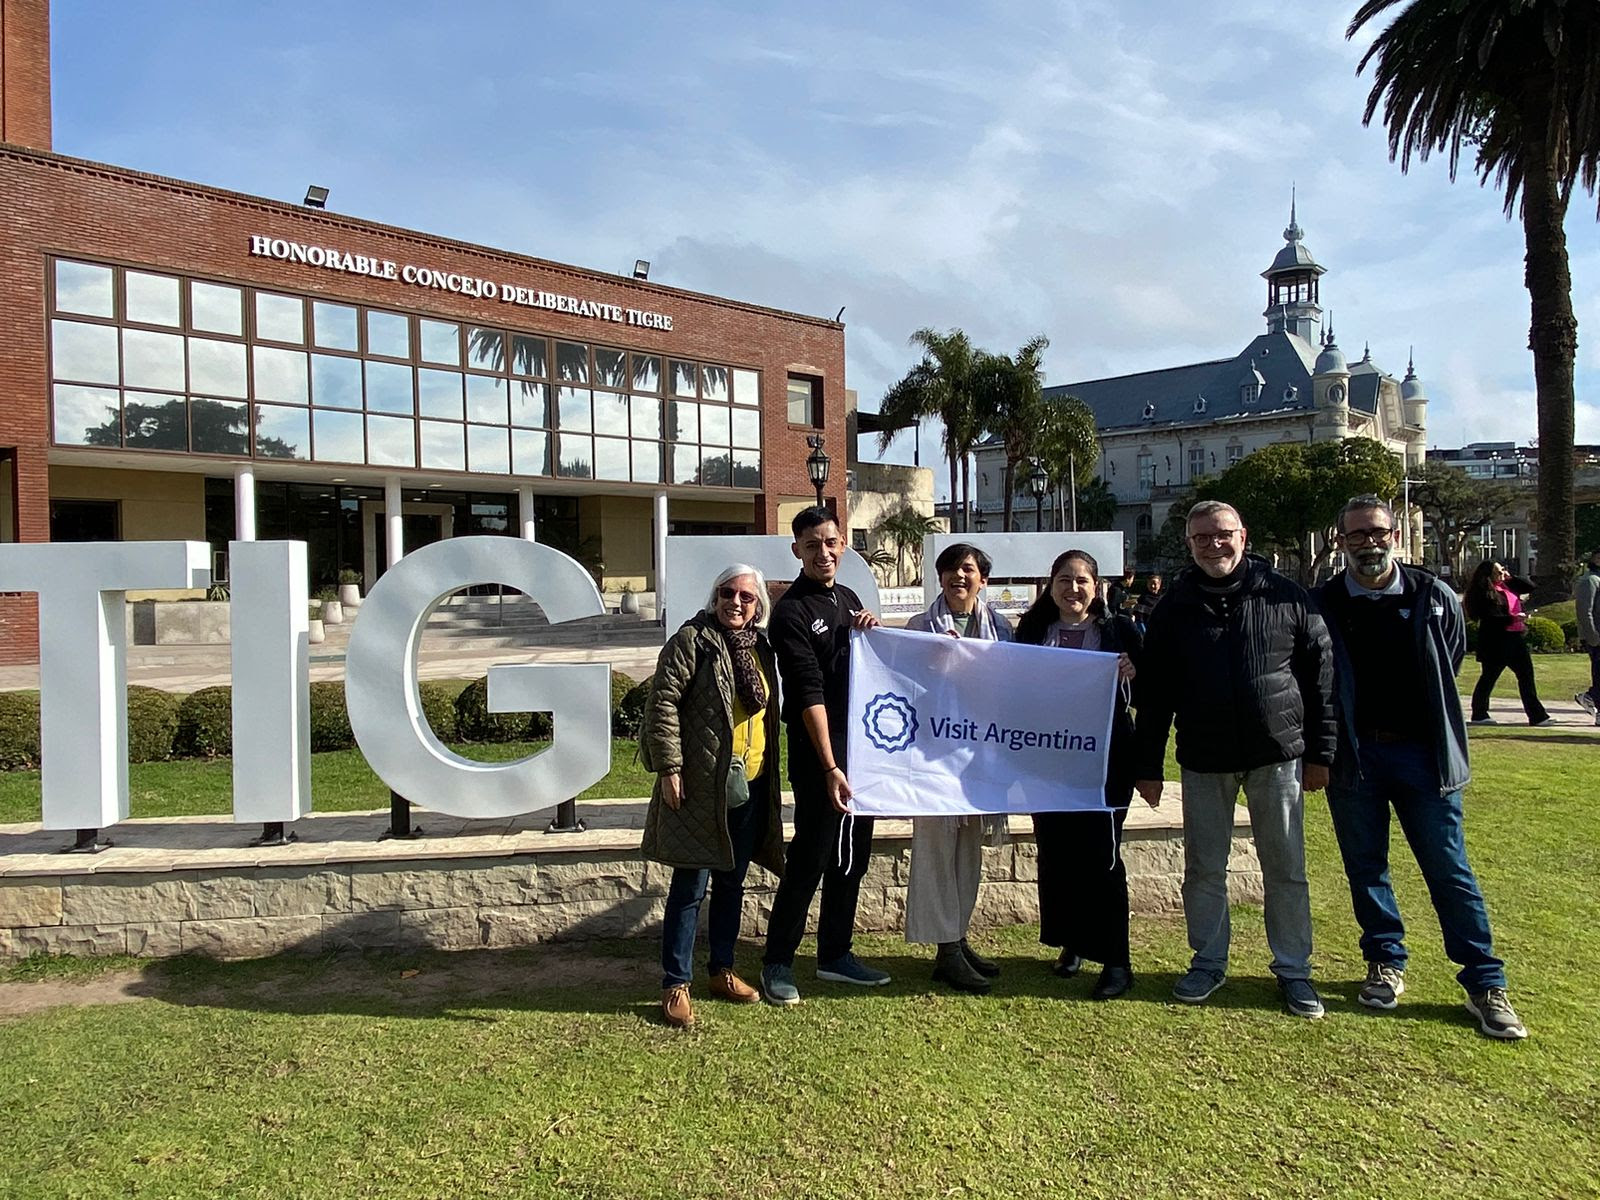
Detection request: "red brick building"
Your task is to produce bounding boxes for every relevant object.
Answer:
[0,0,847,664]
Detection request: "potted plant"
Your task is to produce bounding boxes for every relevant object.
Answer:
[619,582,639,615]
[338,568,363,611]
[316,585,343,626]
[308,602,326,645]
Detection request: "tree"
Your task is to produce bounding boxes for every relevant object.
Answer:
[1075,476,1118,532]
[1349,0,1600,593]
[1035,396,1100,530]
[972,334,1050,533]
[877,329,983,532]
[872,505,941,586]
[1199,437,1404,583]
[1408,459,1523,580]
[863,547,897,586]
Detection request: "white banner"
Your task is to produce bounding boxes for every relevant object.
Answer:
[846,627,1120,818]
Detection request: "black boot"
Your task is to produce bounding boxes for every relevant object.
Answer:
[1091,965,1134,1000]
[933,942,991,994]
[959,938,1000,978]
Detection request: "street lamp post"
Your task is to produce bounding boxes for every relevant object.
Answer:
[805,435,830,509]
[1029,458,1049,532]
[973,508,987,533]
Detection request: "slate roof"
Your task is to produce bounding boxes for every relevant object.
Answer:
[1028,330,1322,436]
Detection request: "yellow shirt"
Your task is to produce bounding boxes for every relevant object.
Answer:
[729,659,772,782]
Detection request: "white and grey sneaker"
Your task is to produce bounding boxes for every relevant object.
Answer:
[1465,987,1528,1040]
[1574,691,1598,717]
[1358,962,1406,1010]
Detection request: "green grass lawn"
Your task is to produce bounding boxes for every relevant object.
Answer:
[1,663,1597,1197]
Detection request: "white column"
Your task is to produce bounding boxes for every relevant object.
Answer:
[518,484,537,541]
[653,489,669,624]
[385,475,404,568]
[234,463,257,542]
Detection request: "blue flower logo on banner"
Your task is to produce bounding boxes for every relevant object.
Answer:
[862,691,918,754]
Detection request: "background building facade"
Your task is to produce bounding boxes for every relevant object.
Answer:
[0,0,848,663]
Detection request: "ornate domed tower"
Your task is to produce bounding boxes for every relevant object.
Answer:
[1262,193,1325,345]
[1312,323,1350,442]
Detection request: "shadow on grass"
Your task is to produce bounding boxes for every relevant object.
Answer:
[102,944,1354,1027]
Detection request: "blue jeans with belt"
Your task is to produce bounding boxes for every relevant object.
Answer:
[660,774,768,989]
[1326,740,1505,993]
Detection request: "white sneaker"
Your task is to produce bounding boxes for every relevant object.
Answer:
[1575,691,1598,716]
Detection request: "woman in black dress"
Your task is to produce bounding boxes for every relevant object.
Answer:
[1015,549,1147,999]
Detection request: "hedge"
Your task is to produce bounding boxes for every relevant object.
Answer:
[615,678,650,737]
[174,686,233,758]
[308,680,354,751]
[1525,616,1565,653]
[127,685,180,763]
[418,679,467,742]
[454,675,552,742]
[0,690,41,771]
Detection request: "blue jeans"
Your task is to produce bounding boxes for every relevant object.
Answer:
[1180,760,1313,980]
[660,777,767,989]
[1327,740,1505,992]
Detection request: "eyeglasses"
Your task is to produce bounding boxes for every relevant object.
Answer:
[1187,529,1242,547]
[718,586,759,606]
[1342,526,1395,546]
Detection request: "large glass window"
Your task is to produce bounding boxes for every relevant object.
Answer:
[787,374,819,426]
[45,257,764,487]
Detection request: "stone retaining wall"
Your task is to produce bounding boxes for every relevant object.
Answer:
[0,820,1262,961]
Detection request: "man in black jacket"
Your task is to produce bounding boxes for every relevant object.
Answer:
[1316,496,1526,1039]
[760,506,882,1005]
[1134,500,1335,1018]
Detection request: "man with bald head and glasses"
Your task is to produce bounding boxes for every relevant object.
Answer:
[1134,500,1335,1019]
[1315,496,1526,1039]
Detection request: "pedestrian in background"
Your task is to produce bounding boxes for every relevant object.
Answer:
[1573,548,1600,724]
[1461,560,1552,726]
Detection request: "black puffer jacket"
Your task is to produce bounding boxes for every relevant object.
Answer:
[1133,555,1334,778]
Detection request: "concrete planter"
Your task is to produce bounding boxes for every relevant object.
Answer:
[321,600,344,626]
[619,590,639,615]
[338,583,362,610]
[308,619,326,645]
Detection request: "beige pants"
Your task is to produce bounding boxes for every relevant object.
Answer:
[904,815,986,944]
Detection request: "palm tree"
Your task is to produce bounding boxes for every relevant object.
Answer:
[1035,395,1100,530]
[973,335,1050,532]
[877,329,982,531]
[872,505,941,586]
[1349,0,1600,592]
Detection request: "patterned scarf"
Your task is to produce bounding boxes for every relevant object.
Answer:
[925,593,1000,640]
[721,627,767,713]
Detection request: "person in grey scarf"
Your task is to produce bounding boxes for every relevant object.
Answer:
[903,542,1013,993]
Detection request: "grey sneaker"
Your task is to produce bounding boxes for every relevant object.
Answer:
[1531,716,1557,727]
[1358,962,1406,1010]
[1465,987,1528,1040]
[759,963,800,1006]
[1574,691,1598,716]
[1279,977,1325,1020]
[1469,715,1497,725]
[1172,967,1226,1004]
[816,952,891,986]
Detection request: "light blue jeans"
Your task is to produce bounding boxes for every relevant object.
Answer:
[1180,760,1313,981]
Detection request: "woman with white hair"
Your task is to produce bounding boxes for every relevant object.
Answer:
[640,563,785,1028]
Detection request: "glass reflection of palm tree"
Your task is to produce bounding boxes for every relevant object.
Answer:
[85,399,297,457]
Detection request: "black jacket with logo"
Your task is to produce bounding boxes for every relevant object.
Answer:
[769,573,864,772]
[1133,555,1335,778]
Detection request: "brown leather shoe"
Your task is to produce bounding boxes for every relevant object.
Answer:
[708,967,760,1004]
[662,983,694,1027]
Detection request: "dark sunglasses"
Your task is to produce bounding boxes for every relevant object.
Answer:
[718,586,759,606]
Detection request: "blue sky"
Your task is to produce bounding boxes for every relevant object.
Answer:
[49,1,1599,495]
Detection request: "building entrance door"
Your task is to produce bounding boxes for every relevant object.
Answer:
[361,501,456,585]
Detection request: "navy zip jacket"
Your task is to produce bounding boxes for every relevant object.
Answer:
[1133,555,1335,779]
[1315,564,1471,796]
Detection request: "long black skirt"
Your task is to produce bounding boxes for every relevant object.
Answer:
[1031,804,1130,969]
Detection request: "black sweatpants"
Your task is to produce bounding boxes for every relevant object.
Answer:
[762,736,875,968]
[1470,632,1549,723]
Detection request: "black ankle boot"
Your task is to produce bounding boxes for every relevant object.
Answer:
[959,938,1000,977]
[933,942,991,994]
